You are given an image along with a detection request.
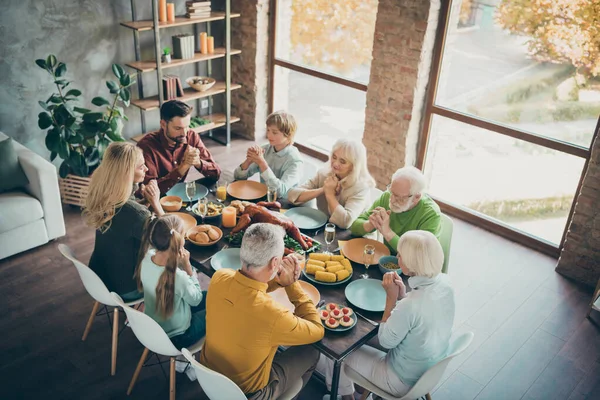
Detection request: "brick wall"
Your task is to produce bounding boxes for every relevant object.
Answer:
[556,128,600,288]
[230,0,270,140]
[363,0,440,188]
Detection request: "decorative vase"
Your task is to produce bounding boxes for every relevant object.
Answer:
[161,54,172,63]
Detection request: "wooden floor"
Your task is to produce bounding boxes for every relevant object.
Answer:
[1,135,598,400]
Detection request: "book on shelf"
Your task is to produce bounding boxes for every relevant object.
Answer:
[186,1,211,7]
[186,8,211,14]
[186,13,212,19]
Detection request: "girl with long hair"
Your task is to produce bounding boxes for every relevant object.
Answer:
[84,142,164,300]
[135,214,206,349]
[287,138,375,229]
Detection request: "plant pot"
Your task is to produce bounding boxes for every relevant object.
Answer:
[59,174,91,207]
[161,54,172,63]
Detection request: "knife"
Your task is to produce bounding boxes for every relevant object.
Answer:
[355,311,379,327]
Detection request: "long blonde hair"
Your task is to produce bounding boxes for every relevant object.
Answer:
[83,142,142,232]
[134,214,184,319]
[329,138,375,188]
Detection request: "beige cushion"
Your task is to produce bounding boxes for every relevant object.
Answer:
[0,191,44,234]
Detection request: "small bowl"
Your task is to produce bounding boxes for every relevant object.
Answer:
[186,225,223,246]
[160,195,183,212]
[191,202,224,221]
[186,76,216,92]
[379,255,402,275]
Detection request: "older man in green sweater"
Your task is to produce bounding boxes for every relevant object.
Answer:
[350,166,441,254]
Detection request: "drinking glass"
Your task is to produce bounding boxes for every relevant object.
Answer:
[267,186,278,203]
[197,197,208,223]
[323,223,336,255]
[185,181,197,211]
[361,244,375,279]
[216,179,227,203]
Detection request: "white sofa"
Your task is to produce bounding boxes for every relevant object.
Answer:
[0,132,66,260]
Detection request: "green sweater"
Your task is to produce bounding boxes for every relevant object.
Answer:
[350,193,442,254]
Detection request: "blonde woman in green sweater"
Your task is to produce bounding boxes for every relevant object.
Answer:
[350,166,441,254]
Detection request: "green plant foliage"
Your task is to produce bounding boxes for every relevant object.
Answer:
[35,54,136,177]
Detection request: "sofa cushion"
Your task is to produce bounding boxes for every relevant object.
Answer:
[0,137,30,193]
[0,191,44,234]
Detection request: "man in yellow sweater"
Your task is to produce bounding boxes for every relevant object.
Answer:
[200,223,325,399]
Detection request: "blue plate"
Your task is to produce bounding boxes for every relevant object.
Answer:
[344,279,386,312]
[167,182,208,201]
[210,248,242,271]
[284,207,329,230]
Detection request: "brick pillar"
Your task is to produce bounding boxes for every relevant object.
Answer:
[231,0,270,140]
[363,0,440,188]
[556,129,600,288]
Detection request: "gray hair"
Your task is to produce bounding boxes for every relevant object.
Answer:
[397,230,443,278]
[391,166,426,195]
[240,223,285,269]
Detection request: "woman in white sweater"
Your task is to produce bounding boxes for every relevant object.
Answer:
[287,139,375,229]
[318,230,455,400]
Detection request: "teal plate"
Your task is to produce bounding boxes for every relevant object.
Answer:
[284,207,329,230]
[167,182,208,201]
[301,269,352,286]
[319,304,357,332]
[210,248,242,271]
[344,279,386,312]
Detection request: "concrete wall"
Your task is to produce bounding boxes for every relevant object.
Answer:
[0,0,221,162]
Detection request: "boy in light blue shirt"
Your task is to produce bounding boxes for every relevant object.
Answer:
[234,111,303,198]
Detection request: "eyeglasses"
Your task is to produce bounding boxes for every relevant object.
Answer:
[386,185,414,201]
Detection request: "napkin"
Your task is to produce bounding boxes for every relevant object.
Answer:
[337,240,348,256]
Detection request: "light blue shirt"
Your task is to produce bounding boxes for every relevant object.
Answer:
[233,144,303,197]
[378,274,455,386]
[140,250,203,337]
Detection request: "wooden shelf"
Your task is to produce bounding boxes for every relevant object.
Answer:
[126,49,241,73]
[131,82,241,111]
[120,12,240,31]
[131,114,241,142]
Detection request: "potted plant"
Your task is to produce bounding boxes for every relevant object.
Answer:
[35,54,136,206]
[162,47,172,63]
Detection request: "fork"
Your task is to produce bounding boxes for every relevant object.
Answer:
[200,244,229,264]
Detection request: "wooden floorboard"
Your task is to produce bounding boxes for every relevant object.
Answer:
[0,134,597,400]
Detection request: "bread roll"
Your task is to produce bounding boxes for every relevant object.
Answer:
[196,232,209,244]
[207,228,220,241]
[188,232,197,241]
[197,225,211,232]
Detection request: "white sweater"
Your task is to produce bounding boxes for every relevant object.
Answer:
[378,274,455,386]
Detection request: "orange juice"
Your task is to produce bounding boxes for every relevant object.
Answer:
[216,186,227,202]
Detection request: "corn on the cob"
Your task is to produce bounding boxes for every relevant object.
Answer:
[315,270,337,282]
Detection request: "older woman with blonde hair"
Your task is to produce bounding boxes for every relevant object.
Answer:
[287,138,375,229]
[84,142,165,301]
[318,230,455,400]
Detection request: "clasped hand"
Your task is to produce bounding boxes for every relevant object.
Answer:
[382,271,406,300]
[323,174,341,196]
[140,180,160,204]
[368,206,392,236]
[276,254,301,287]
[246,145,266,166]
[182,146,201,167]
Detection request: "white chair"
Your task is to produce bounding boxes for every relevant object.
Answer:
[344,332,474,400]
[112,293,204,400]
[181,348,303,400]
[58,244,143,376]
[439,214,454,274]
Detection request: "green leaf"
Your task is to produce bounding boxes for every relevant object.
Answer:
[91,96,111,106]
[119,88,131,104]
[35,59,47,70]
[59,161,70,178]
[112,64,125,79]
[106,81,119,93]
[57,137,70,159]
[106,127,124,142]
[55,62,67,77]
[97,120,110,132]
[50,151,57,162]
[68,133,83,144]
[38,101,50,111]
[119,74,131,87]
[109,117,119,134]
[74,107,91,114]
[85,147,100,166]
[54,79,67,86]
[98,138,109,156]
[45,128,61,153]
[82,112,104,122]
[66,89,81,97]
[46,55,57,69]
[49,95,63,104]
[84,137,96,147]
[38,112,53,129]
[54,105,70,125]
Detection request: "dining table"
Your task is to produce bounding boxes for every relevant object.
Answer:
[178,174,409,399]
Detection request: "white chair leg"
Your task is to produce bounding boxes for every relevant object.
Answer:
[128,348,150,395]
[111,307,119,376]
[170,357,176,400]
[82,301,100,341]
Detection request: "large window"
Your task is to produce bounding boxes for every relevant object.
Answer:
[270,0,378,155]
[419,0,598,253]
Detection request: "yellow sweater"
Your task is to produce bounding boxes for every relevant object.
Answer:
[199,269,324,394]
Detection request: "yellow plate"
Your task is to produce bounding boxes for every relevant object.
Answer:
[342,238,390,265]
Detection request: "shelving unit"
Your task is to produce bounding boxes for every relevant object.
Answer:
[122,0,239,145]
